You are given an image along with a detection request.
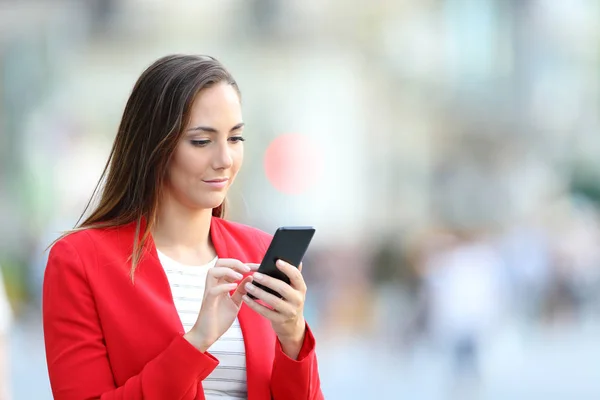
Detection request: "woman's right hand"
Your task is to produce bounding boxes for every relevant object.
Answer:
[184,259,258,352]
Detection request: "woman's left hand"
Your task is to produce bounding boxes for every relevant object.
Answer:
[242,259,307,359]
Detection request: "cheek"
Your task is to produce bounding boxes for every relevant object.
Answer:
[232,147,244,174]
[168,148,202,187]
[173,147,208,174]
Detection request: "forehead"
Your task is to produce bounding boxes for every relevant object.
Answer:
[187,82,242,127]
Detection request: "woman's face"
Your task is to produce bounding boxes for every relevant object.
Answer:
[166,82,244,211]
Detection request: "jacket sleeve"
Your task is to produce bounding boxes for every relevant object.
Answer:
[270,323,324,400]
[43,238,219,400]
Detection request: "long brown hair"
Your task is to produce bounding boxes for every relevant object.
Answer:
[63,54,240,279]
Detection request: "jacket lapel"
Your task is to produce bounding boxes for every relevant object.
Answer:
[138,222,186,335]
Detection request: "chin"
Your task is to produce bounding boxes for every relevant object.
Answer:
[192,193,227,210]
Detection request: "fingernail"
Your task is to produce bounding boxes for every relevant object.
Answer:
[276,259,285,267]
[242,295,251,302]
[245,282,254,291]
[234,272,244,280]
[242,264,251,272]
[253,272,263,281]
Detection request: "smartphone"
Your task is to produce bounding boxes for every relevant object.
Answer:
[249,226,316,299]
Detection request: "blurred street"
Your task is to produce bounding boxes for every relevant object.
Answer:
[8,311,50,399]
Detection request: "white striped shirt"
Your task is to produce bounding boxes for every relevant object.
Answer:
[157,250,247,400]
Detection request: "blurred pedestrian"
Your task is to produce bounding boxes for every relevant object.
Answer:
[0,269,12,400]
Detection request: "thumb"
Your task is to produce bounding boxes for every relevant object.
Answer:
[231,276,253,306]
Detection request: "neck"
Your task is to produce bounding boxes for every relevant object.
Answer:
[152,192,214,254]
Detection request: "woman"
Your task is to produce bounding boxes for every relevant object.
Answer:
[43,54,323,400]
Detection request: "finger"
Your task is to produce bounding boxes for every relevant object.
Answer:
[246,263,260,271]
[298,262,303,273]
[276,260,307,292]
[205,282,238,299]
[215,258,252,274]
[251,273,296,301]
[242,294,282,321]
[208,267,244,283]
[243,282,296,315]
[231,276,253,306]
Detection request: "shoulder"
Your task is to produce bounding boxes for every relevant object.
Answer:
[212,217,273,252]
[45,224,139,286]
[49,229,94,257]
[49,223,136,261]
[215,217,272,238]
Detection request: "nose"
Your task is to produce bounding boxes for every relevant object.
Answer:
[212,140,233,170]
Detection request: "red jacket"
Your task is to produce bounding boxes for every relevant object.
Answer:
[43,217,323,400]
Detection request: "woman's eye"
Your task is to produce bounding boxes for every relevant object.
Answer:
[191,139,210,147]
[229,136,246,143]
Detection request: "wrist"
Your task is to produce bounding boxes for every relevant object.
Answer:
[279,325,305,345]
[184,331,211,353]
[277,319,306,359]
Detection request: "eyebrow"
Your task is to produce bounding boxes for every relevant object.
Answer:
[187,122,245,133]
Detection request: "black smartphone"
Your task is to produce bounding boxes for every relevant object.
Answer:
[249,226,316,299]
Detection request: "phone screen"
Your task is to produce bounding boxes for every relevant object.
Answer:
[249,226,315,299]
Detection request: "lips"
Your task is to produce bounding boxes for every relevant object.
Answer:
[202,178,230,189]
[203,178,229,183]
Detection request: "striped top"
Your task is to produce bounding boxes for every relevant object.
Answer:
[157,250,248,400]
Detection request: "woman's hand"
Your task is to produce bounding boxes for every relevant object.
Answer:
[184,259,258,352]
[242,260,308,359]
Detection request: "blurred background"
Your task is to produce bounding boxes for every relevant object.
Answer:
[1,0,600,399]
